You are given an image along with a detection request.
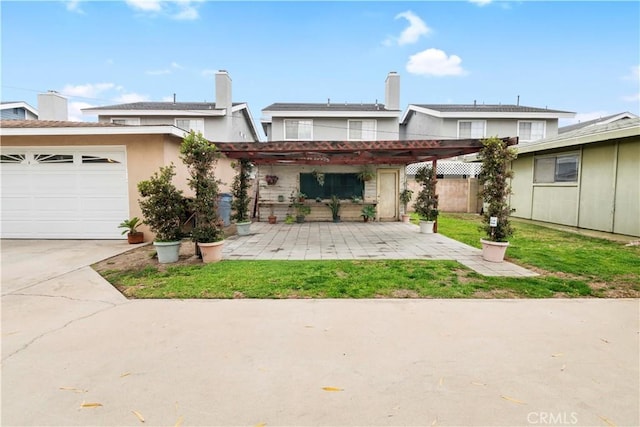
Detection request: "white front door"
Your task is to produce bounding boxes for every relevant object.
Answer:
[378,170,398,221]
[1,146,129,239]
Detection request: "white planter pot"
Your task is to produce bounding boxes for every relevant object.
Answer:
[198,240,225,263]
[153,241,181,264]
[236,221,251,236]
[420,221,435,234]
[480,239,510,263]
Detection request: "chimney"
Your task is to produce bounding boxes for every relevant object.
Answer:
[384,71,400,111]
[215,70,232,110]
[38,91,68,121]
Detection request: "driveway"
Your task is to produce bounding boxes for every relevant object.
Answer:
[1,240,638,427]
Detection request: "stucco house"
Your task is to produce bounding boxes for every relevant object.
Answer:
[0,120,188,239]
[400,103,575,213]
[257,72,405,222]
[82,70,261,190]
[509,117,639,237]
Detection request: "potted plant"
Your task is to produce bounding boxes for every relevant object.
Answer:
[361,205,376,222]
[357,165,376,182]
[351,195,362,204]
[268,205,277,224]
[137,165,185,263]
[291,191,311,223]
[118,217,144,244]
[265,175,279,185]
[414,165,439,233]
[478,136,517,262]
[180,131,225,263]
[399,189,414,223]
[326,195,341,222]
[231,159,253,236]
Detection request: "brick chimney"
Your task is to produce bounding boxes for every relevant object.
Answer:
[385,71,400,111]
[38,91,68,121]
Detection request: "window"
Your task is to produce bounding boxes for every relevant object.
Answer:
[82,155,121,164]
[175,118,205,134]
[348,120,377,141]
[458,121,485,138]
[534,154,579,183]
[284,119,313,140]
[111,118,140,125]
[518,121,545,142]
[300,173,363,199]
[33,154,74,164]
[0,154,26,164]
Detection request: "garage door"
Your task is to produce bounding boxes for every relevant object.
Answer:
[1,146,129,239]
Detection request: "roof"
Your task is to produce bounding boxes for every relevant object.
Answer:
[0,120,187,138]
[83,101,243,111]
[558,112,638,134]
[263,102,398,112]
[215,137,517,166]
[516,117,640,155]
[400,104,576,123]
[1,101,39,117]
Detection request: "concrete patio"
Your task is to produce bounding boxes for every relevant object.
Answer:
[223,222,537,277]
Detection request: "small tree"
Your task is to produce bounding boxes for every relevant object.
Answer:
[477,137,517,242]
[399,188,414,214]
[180,131,224,243]
[137,165,184,242]
[414,164,439,221]
[231,159,253,223]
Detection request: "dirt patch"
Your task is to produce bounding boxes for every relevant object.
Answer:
[93,240,202,274]
[473,289,519,299]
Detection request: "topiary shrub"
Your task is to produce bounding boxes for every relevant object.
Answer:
[137,165,184,242]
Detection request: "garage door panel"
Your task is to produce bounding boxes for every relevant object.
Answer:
[1,147,129,239]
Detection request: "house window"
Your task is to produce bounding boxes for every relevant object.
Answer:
[0,154,26,164]
[33,154,74,164]
[82,155,121,164]
[518,121,545,142]
[111,118,140,125]
[534,154,579,183]
[175,118,205,134]
[348,120,377,141]
[300,173,363,199]
[458,121,485,138]
[284,119,313,140]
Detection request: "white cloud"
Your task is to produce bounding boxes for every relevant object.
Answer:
[115,93,149,103]
[469,0,492,6]
[201,69,218,77]
[171,62,183,69]
[562,111,609,126]
[623,65,640,81]
[61,83,116,99]
[394,11,431,46]
[125,0,202,20]
[68,101,94,122]
[65,1,84,14]
[622,92,640,102]
[406,48,467,77]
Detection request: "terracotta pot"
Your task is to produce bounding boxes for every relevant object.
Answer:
[480,239,510,263]
[401,214,411,223]
[198,240,224,263]
[420,221,435,234]
[127,232,144,244]
[268,215,277,224]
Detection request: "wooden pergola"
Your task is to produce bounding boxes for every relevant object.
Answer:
[216,137,518,166]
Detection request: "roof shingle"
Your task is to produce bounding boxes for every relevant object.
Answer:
[262,102,398,112]
[412,104,574,114]
[84,102,243,111]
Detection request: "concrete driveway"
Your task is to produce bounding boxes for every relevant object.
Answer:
[1,240,638,427]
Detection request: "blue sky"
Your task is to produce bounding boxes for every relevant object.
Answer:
[2,0,639,138]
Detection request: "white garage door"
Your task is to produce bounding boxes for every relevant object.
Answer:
[1,146,129,239]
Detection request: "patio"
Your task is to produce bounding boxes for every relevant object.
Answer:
[223,222,537,277]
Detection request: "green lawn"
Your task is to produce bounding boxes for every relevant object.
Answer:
[99,214,640,299]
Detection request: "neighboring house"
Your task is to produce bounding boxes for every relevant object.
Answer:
[1,101,38,120]
[83,70,261,190]
[257,72,405,222]
[510,118,639,237]
[558,112,638,134]
[0,120,189,239]
[400,103,575,212]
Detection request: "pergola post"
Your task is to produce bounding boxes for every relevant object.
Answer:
[433,159,438,233]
